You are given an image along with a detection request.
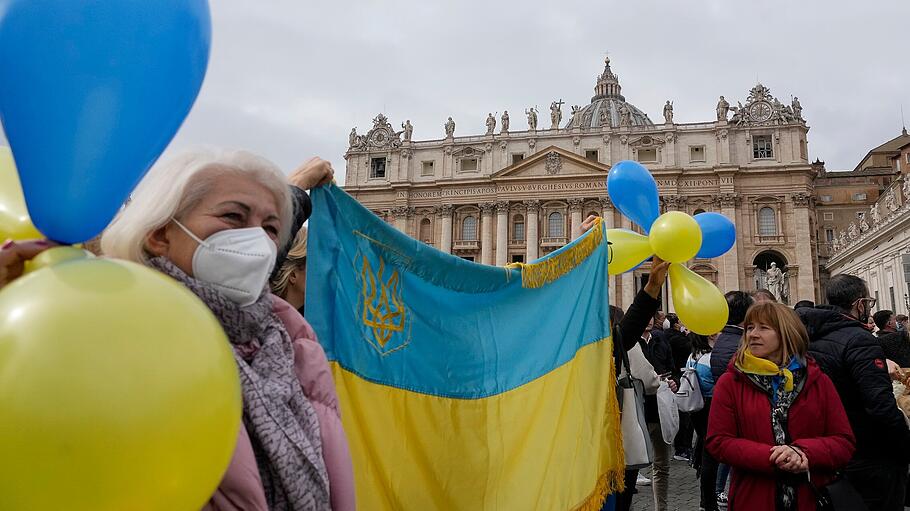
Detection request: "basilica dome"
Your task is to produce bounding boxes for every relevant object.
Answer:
[565,57,654,129]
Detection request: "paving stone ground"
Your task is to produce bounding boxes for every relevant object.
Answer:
[630,458,713,511]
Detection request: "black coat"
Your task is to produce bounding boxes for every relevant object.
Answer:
[710,324,744,382]
[665,328,691,378]
[878,331,910,368]
[798,305,910,462]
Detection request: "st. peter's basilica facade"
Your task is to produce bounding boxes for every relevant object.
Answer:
[342,57,817,309]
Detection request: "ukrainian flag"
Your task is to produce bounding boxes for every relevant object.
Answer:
[307,184,623,510]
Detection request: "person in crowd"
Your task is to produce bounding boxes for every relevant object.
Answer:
[751,289,777,304]
[793,300,814,310]
[686,332,719,511]
[710,291,754,381]
[271,226,308,316]
[707,290,752,505]
[0,149,351,511]
[797,274,910,510]
[638,311,677,510]
[873,309,910,367]
[896,314,908,332]
[707,302,856,510]
[664,314,694,461]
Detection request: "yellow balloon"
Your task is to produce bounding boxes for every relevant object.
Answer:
[649,211,702,264]
[669,263,729,335]
[0,146,42,241]
[607,228,654,275]
[0,258,240,511]
[23,246,94,274]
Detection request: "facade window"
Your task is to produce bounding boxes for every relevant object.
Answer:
[823,212,834,220]
[511,254,524,263]
[758,207,777,236]
[825,229,834,242]
[548,212,565,237]
[890,286,896,311]
[689,146,706,162]
[636,148,657,162]
[906,153,910,164]
[462,216,477,240]
[512,215,525,241]
[694,208,706,215]
[852,193,867,201]
[753,135,773,159]
[370,157,386,178]
[511,153,524,165]
[856,212,865,219]
[460,158,478,172]
[419,218,432,243]
[585,150,599,162]
[421,161,435,176]
[819,195,832,202]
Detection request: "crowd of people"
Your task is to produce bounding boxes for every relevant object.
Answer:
[604,245,910,511]
[2,149,910,511]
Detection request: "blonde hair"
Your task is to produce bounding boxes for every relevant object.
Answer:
[271,226,307,298]
[735,302,809,366]
[101,148,292,263]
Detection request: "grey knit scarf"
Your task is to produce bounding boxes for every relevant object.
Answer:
[149,257,330,511]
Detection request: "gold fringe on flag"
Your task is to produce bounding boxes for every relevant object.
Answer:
[506,217,604,288]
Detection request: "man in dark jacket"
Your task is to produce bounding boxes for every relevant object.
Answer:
[709,291,753,382]
[798,274,910,511]
[874,309,910,367]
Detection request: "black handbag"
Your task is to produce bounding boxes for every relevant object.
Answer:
[808,472,868,511]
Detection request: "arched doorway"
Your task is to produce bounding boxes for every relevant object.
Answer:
[752,251,789,303]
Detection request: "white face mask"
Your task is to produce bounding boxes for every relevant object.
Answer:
[173,219,277,307]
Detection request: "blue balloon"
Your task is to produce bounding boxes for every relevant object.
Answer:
[607,160,660,233]
[0,0,211,243]
[694,212,736,259]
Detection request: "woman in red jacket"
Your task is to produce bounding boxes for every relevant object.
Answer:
[706,302,855,510]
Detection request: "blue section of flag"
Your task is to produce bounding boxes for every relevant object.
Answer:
[306,184,610,399]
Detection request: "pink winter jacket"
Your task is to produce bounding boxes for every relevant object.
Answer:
[203,296,356,511]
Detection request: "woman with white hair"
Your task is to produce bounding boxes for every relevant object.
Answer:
[0,149,355,510]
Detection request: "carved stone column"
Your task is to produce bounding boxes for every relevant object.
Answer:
[437,205,453,254]
[392,206,409,234]
[525,200,540,262]
[480,202,495,265]
[714,193,740,292]
[569,198,585,239]
[791,192,815,302]
[495,201,510,266]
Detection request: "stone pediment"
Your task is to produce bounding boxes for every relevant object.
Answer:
[491,146,608,179]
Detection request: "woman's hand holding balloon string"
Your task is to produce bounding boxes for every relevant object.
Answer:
[0,239,53,289]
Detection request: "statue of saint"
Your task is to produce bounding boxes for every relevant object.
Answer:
[401,120,413,142]
[716,96,730,121]
[444,117,455,138]
[501,111,509,133]
[349,127,358,148]
[870,203,881,225]
[886,191,898,212]
[525,107,538,130]
[485,113,496,135]
[766,262,784,302]
[550,100,564,130]
[663,100,674,124]
[903,176,910,200]
[791,97,803,120]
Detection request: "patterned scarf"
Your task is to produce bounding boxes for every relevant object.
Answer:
[737,354,806,511]
[149,257,330,511]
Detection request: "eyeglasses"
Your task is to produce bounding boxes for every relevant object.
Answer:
[857,297,877,309]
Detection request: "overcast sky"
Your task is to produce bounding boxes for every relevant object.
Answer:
[3,1,909,182]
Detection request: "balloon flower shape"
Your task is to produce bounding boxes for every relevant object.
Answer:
[606,161,736,334]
